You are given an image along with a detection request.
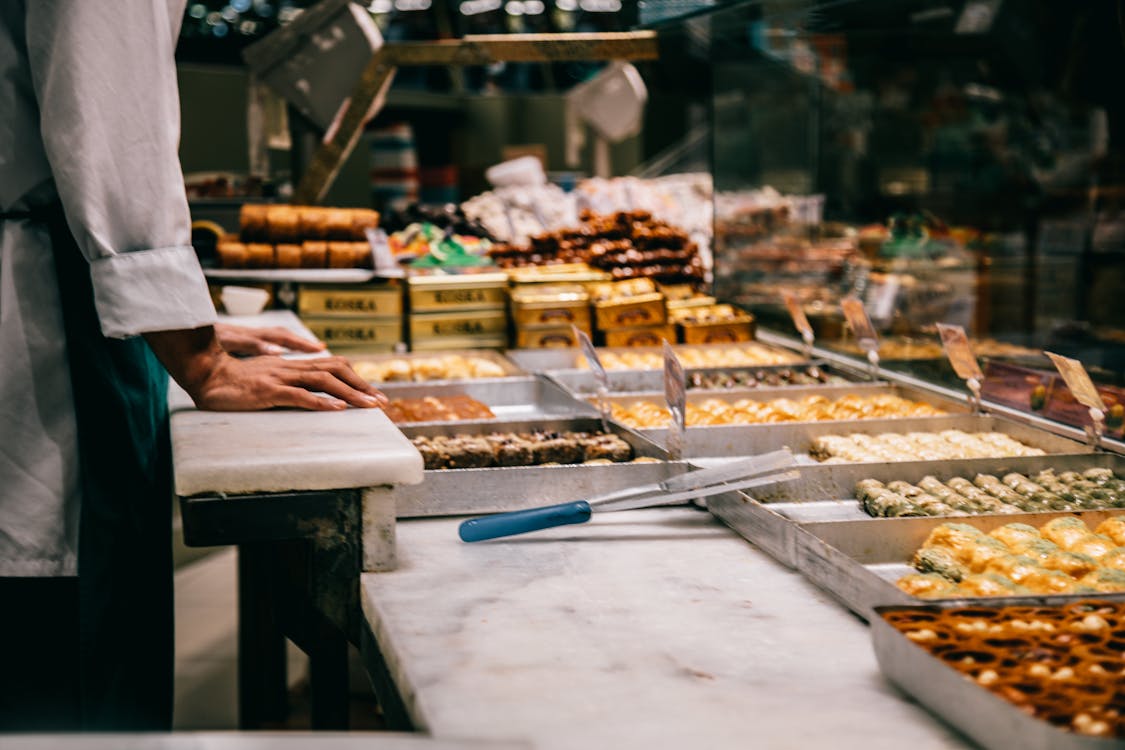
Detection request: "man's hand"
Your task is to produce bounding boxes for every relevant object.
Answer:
[144,326,388,412]
[214,322,326,356]
[190,353,389,411]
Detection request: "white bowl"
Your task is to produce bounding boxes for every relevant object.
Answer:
[221,286,270,316]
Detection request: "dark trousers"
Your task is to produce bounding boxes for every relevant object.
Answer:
[0,205,174,731]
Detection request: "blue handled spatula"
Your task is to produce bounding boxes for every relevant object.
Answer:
[458,449,799,542]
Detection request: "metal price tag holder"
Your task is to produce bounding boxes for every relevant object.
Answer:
[1046,351,1107,449]
[840,296,880,380]
[663,341,687,461]
[782,291,815,359]
[575,326,611,432]
[936,323,984,414]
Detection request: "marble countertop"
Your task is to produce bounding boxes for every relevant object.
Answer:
[361,509,968,750]
[171,311,422,497]
[0,733,527,750]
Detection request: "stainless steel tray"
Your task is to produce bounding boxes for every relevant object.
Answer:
[872,601,1125,750]
[348,349,525,384]
[606,383,972,457]
[545,361,870,396]
[378,375,596,423]
[795,508,1125,621]
[505,341,808,374]
[392,417,693,518]
[708,452,1117,570]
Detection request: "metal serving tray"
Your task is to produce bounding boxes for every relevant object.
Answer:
[378,375,596,423]
[708,451,1113,570]
[392,417,693,518]
[347,349,525,384]
[604,382,972,456]
[795,507,1125,621]
[872,601,1125,750]
[545,361,869,396]
[505,341,808,374]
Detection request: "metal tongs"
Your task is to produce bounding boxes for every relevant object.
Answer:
[458,449,799,542]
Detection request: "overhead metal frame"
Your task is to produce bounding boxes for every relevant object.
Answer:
[291,31,660,204]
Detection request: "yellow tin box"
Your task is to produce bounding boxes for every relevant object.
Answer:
[301,316,403,351]
[297,283,403,317]
[672,305,756,344]
[603,324,677,348]
[410,308,509,342]
[594,293,667,330]
[511,284,591,329]
[408,272,509,312]
[410,335,508,352]
[516,325,591,349]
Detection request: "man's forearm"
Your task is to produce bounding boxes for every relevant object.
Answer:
[143,326,226,397]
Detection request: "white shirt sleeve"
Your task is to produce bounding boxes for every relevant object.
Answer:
[25,0,217,338]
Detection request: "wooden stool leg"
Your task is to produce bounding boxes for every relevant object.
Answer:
[237,545,289,728]
[309,629,349,730]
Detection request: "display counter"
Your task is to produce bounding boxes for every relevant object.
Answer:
[358,509,965,749]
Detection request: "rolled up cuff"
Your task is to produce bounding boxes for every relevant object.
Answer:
[90,246,218,338]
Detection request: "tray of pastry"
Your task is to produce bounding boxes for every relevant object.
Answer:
[377,376,597,424]
[505,341,808,375]
[709,452,1113,570]
[391,416,693,518]
[600,383,972,452]
[791,501,1125,621]
[873,599,1125,748]
[544,361,868,396]
[348,350,525,383]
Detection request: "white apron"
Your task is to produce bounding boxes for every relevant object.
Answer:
[0,0,217,576]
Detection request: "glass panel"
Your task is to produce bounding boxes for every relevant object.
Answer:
[695,0,1125,435]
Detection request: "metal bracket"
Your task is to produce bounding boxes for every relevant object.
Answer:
[292,31,660,204]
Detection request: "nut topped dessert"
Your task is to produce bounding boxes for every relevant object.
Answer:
[883,600,1125,738]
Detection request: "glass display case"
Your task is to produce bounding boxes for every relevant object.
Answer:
[685,0,1125,440]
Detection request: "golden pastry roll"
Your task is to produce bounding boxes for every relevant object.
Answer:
[246,243,276,269]
[1041,517,1094,550]
[350,209,380,239]
[324,209,354,240]
[349,241,373,268]
[967,539,1012,573]
[1079,569,1125,592]
[239,204,270,241]
[328,242,356,269]
[922,523,986,557]
[1094,517,1125,547]
[275,243,302,269]
[1017,568,1075,594]
[956,573,1022,597]
[1100,548,1125,572]
[301,241,328,268]
[298,207,330,239]
[1042,550,1099,578]
[989,523,1042,551]
[265,205,300,243]
[896,573,957,599]
[216,241,248,269]
[1068,534,1116,561]
[984,555,1043,586]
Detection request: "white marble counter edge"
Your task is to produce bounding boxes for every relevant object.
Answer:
[171,310,423,497]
